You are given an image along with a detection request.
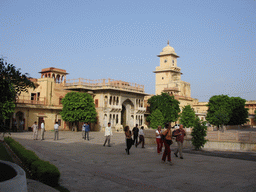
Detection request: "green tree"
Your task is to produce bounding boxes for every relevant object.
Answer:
[60,92,97,131]
[150,109,164,129]
[0,58,35,122]
[206,95,248,128]
[212,109,230,130]
[228,97,248,125]
[180,105,196,128]
[191,118,208,150]
[254,109,256,122]
[147,92,180,124]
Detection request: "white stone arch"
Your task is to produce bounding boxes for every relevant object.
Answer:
[121,99,135,127]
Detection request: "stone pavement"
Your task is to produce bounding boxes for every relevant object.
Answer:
[9,131,256,192]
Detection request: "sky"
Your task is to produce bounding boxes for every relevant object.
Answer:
[1,0,255,102]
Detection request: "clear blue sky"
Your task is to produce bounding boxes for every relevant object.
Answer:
[1,0,255,102]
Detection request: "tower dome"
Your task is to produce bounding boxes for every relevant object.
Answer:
[159,41,178,57]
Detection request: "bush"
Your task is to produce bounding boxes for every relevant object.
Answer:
[4,137,60,187]
[31,160,60,187]
[191,118,208,150]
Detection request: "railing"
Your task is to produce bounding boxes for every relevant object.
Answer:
[65,78,145,93]
[15,96,46,105]
[204,131,256,144]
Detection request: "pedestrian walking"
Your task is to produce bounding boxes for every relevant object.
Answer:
[174,124,186,159]
[132,124,139,146]
[19,120,24,132]
[135,126,145,148]
[161,124,173,165]
[82,123,86,139]
[31,121,38,140]
[41,120,45,140]
[54,122,59,140]
[124,126,133,155]
[103,122,112,147]
[84,122,90,141]
[156,125,163,154]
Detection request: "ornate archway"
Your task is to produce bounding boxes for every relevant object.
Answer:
[121,99,134,127]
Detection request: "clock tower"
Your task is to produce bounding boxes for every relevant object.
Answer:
[154,42,191,98]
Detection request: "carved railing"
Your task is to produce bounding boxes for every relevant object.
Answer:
[65,78,145,93]
[15,96,46,105]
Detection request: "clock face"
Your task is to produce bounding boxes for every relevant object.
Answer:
[164,59,167,63]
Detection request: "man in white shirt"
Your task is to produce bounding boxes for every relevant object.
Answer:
[41,120,45,140]
[82,122,86,139]
[31,121,38,140]
[136,126,145,148]
[103,122,112,147]
[54,122,59,140]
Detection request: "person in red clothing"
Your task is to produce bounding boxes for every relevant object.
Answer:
[161,124,173,165]
[156,125,163,154]
[174,124,186,159]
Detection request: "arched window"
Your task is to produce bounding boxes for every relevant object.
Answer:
[109,96,112,105]
[116,97,119,105]
[104,96,108,107]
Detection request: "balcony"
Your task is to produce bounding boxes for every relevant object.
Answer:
[15,96,46,105]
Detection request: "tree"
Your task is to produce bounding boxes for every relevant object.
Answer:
[147,93,180,124]
[228,97,248,125]
[0,58,35,122]
[180,105,196,128]
[212,109,230,131]
[60,92,97,131]
[191,118,208,150]
[254,109,256,122]
[206,95,248,128]
[150,109,165,129]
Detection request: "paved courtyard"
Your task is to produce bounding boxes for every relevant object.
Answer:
[9,131,256,192]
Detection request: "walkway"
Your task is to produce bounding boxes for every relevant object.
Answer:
[9,131,256,192]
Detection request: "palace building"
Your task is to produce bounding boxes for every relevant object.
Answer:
[10,43,255,131]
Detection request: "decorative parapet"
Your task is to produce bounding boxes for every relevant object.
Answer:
[65,78,145,93]
[15,96,46,105]
[205,131,256,144]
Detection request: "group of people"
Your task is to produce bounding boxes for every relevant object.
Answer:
[31,121,59,140]
[124,124,145,155]
[156,124,186,165]
[31,120,186,165]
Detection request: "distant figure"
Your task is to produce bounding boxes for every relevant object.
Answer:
[156,125,163,154]
[103,122,112,147]
[82,123,86,139]
[84,122,90,141]
[161,124,173,165]
[136,126,145,148]
[13,119,17,132]
[132,124,139,146]
[54,122,59,140]
[19,120,24,132]
[31,121,38,140]
[174,124,186,159]
[41,120,45,140]
[124,126,133,155]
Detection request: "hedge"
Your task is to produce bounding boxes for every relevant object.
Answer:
[31,160,60,187]
[4,136,60,187]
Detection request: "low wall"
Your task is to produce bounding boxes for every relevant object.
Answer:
[144,129,256,152]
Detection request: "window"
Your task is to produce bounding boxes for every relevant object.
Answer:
[95,99,98,107]
[59,97,63,105]
[37,93,40,101]
[162,77,164,80]
[31,93,36,100]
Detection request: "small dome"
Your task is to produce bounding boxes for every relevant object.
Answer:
[162,45,175,54]
[159,41,178,56]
